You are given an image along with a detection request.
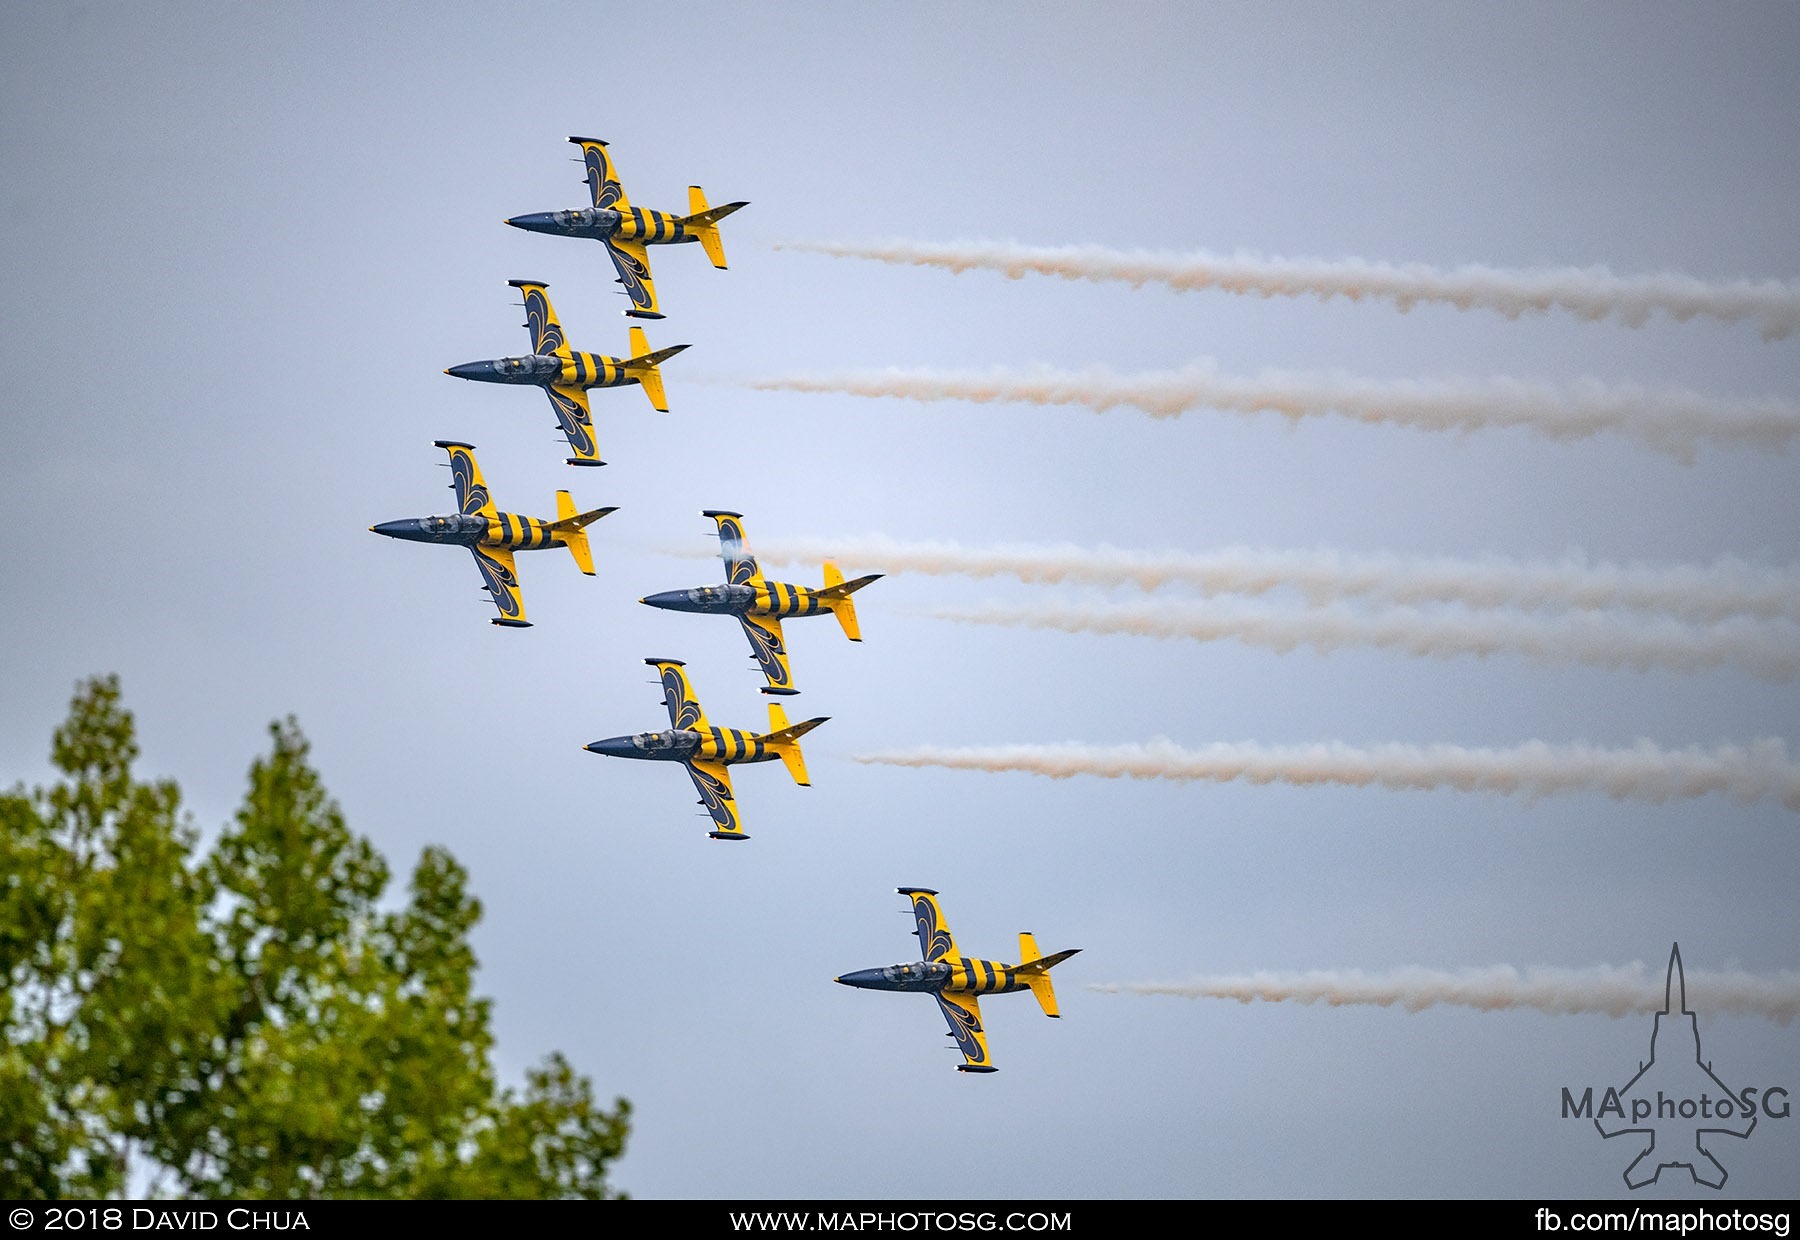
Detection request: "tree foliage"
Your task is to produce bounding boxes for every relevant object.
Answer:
[0,676,629,1198]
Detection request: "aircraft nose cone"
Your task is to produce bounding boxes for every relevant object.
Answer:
[835,968,884,990]
[583,735,636,759]
[445,361,494,382]
[370,519,420,540]
[506,212,557,234]
[640,589,691,612]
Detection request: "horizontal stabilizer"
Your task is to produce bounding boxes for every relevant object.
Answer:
[820,562,881,642]
[682,187,746,269]
[760,702,826,786]
[551,492,615,577]
[1016,938,1078,1018]
[625,326,684,412]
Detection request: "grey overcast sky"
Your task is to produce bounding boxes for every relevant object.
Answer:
[3,2,1797,1199]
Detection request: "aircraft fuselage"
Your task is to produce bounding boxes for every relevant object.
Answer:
[370,512,564,553]
[505,206,695,245]
[641,582,832,620]
[583,726,776,765]
[446,352,636,390]
[835,959,1030,997]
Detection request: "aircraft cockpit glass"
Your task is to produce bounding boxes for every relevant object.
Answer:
[496,356,558,377]
[632,731,679,752]
[421,514,483,537]
[559,208,615,232]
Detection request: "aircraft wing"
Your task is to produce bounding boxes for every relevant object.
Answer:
[469,545,527,626]
[682,757,743,839]
[603,237,660,318]
[706,511,762,584]
[902,888,958,962]
[649,659,708,731]
[545,385,602,464]
[934,991,994,1072]
[737,613,794,692]
[438,441,497,518]
[570,136,628,210]
[514,281,569,356]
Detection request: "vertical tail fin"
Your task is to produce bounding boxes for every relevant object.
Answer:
[760,702,828,786]
[1017,933,1080,1018]
[819,561,883,642]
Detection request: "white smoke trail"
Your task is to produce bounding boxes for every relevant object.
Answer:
[853,738,1800,809]
[777,238,1800,341]
[928,598,1800,681]
[726,535,1800,625]
[745,364,1800,461]
[1090,965,1800,1023]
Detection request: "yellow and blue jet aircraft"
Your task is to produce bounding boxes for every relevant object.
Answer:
[836,888,1080,1073]
[504,137,747,320]
[446,280,688,467]
[641,511,882,695]
[583,658,827,841]
[371,440,615,627]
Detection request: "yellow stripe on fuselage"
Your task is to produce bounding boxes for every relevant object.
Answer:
[944,958,1023,996]
[485,512,558,551]
[696,727,766,763]
[752,582,828,619]
[561,353,626,389]
[614,207,687,244]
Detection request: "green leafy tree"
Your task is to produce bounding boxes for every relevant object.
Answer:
[0,676,629,1198]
